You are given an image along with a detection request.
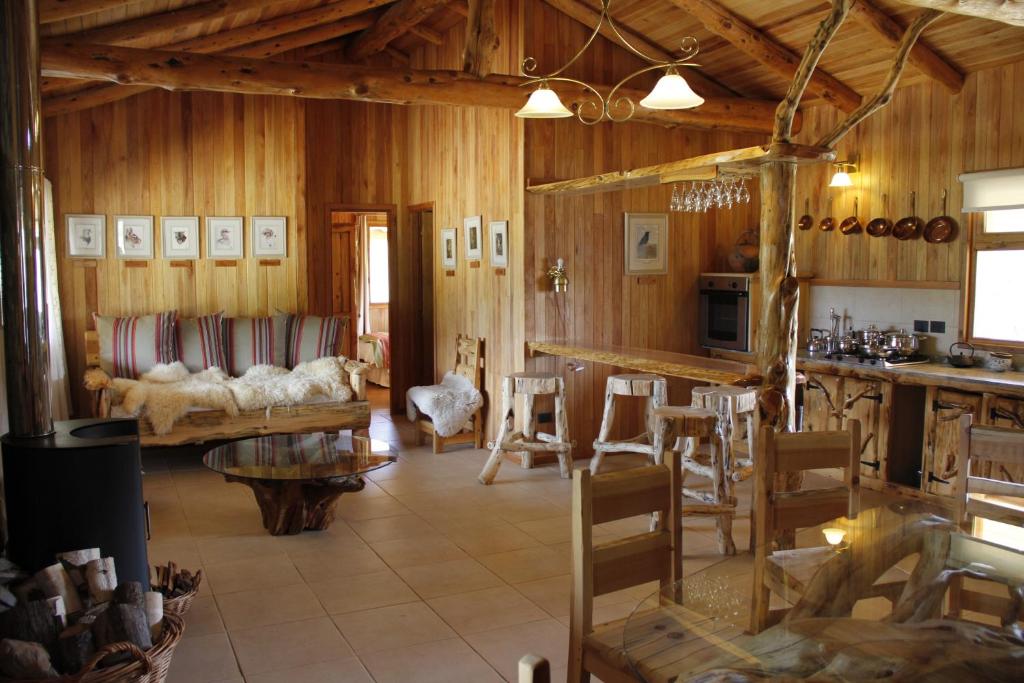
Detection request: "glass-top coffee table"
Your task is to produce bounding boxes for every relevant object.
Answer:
[203,433,397,535]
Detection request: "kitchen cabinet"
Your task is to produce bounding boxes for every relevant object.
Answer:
[981,394,1024,483]
[922,387,984,496]
[803,372,844,434]
[842,378,891,480]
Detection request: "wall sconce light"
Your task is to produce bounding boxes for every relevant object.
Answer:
[822,527,847,548]
[547,258,569,293]
[829,160,858,188]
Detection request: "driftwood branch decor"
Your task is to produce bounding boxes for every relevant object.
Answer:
[896,0,1024,27]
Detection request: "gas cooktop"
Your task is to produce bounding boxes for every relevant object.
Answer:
[819,353,930,368]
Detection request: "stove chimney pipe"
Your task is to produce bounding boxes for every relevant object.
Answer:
[0,0,54,437]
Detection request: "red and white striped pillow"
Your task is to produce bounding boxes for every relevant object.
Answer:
[222,314,288,376]
[94,311,178,378]
[286,314,347,369]
[176,313,227,372]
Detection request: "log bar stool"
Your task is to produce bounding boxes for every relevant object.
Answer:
[690,385,758,483]
[478,372,572,485]
[653,405,736,555]
[590,373,668,474]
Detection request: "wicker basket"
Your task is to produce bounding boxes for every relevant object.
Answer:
[160,570,202,617]
[6,612,184,683]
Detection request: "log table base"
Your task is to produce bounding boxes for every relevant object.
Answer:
[225,474,365,535]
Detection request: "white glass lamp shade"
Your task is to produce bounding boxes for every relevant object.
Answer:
[822,528,847,546]
[639,72,704,110]
[515,85,573,119]
[829,170,853,188]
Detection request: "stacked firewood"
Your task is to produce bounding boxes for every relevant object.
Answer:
[150,562,200,601]
[0,550,164,680]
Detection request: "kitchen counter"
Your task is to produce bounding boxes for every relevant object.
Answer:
[527,340,761,386]
[797,353,1024,399]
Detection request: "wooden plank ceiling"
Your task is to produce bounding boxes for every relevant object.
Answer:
[39,0,1024,115]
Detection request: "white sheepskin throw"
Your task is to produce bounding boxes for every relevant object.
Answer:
[110,358,354,435]
[406,371,483,437]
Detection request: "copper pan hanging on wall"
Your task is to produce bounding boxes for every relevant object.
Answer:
[839,197,863,235]
[819,195,835,232]
[798,198,813,230]
[923,188,959,243]
[866,193,893,237]
[892,191,923,241]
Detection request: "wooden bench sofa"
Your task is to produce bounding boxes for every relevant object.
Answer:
[84,330,371,447]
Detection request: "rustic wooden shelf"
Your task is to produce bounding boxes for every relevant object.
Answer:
[525,143,836,197]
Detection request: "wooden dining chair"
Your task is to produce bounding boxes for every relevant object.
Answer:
[750,422,861,634]
[949,414,1024,624]
[569,451,683,683]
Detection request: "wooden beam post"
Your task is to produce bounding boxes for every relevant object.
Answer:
[462,0,499,77]
[668,0,863,113]
[818,9,943,148]
[540,0,736,98]
[346,0,450,60]
[40,42,785,134]
[850,0,963,93]
[896,0,1024,27]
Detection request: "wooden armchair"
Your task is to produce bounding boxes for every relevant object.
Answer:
[949,414,1024,624]
[750,422,862,634]
[414,334,484,453]
[569,451,682,683]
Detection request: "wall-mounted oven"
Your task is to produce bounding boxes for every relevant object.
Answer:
[699,273,752,352]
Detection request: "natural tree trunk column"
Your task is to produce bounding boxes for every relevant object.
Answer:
[756,159,800,434]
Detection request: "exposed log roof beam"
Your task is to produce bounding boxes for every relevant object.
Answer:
[450,1,469,18]
[407,24,443,44]
[346,0,450,59]
[850,0,963,92]
[897,0,1024,26]
[40,42,788,134]
[668,0,863,112]
[40,0,146,24]
[540,0,736,99]
[462,0,499,77]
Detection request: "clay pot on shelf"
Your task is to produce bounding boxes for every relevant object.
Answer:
[727,229,759,273]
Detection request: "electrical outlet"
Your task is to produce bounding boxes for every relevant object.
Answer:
[913,320,929,333]
[538,412,553,423]
[929,320,946,334]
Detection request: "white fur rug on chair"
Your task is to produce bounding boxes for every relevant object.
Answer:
[406,371,483,437]
[110,358,354,435]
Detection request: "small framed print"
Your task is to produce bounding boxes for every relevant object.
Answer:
[464,215,483,261]
[489,220,508,267]
[624,212,668,275]
[440,228,457,269]
[252,216,287,257]
[161,216,200,260]
[206,217,243,259]
[114,215,154,260]
[66,214,105,258]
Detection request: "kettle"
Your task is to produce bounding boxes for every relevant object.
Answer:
[947,342,975,368]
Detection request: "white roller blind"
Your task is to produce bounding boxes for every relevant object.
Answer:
[959,168,1024,211]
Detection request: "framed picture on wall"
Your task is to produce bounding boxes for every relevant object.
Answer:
[441,228,457,269]
[624,212,668,275]
[114,215,154,260]
[489,220,508,267]
[464,215,483,261]
[161,216,200,259]
[252,216,287,257]
[66,214,106,258]
[206,216,243,259]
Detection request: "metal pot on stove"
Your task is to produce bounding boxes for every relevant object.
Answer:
[883,329,921,357]
[852,325,885,355]
[806,329,829,355]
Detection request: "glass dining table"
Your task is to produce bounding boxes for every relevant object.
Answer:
[621,499,1024,682]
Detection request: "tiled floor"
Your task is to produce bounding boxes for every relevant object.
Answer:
[145,387,753,683]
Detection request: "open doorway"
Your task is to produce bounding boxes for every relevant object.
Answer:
[408,204,435,392]
[329,207,392,413]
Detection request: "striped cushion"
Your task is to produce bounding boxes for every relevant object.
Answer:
[177,313,227,372]
[94,311,178,378]
[223,314,288,375]
[286,314,347,368]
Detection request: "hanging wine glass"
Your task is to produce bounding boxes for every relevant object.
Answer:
[739,177,751,204]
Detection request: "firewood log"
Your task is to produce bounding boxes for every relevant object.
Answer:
[91,603,152,663]
[113,581,145,608]
[85,558,117,603]
[144,592,163,640]
[0,638,59,679]
[34,563,83,613]
[46,596,67,627]
[57,549,100,567]
[57,623,96,674]
[0,600,60,651]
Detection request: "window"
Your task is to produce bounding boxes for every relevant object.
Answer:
[367,226,389,304]
[968,209,1024,346]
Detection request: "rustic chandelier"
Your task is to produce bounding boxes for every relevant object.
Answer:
[515,0,705,124]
